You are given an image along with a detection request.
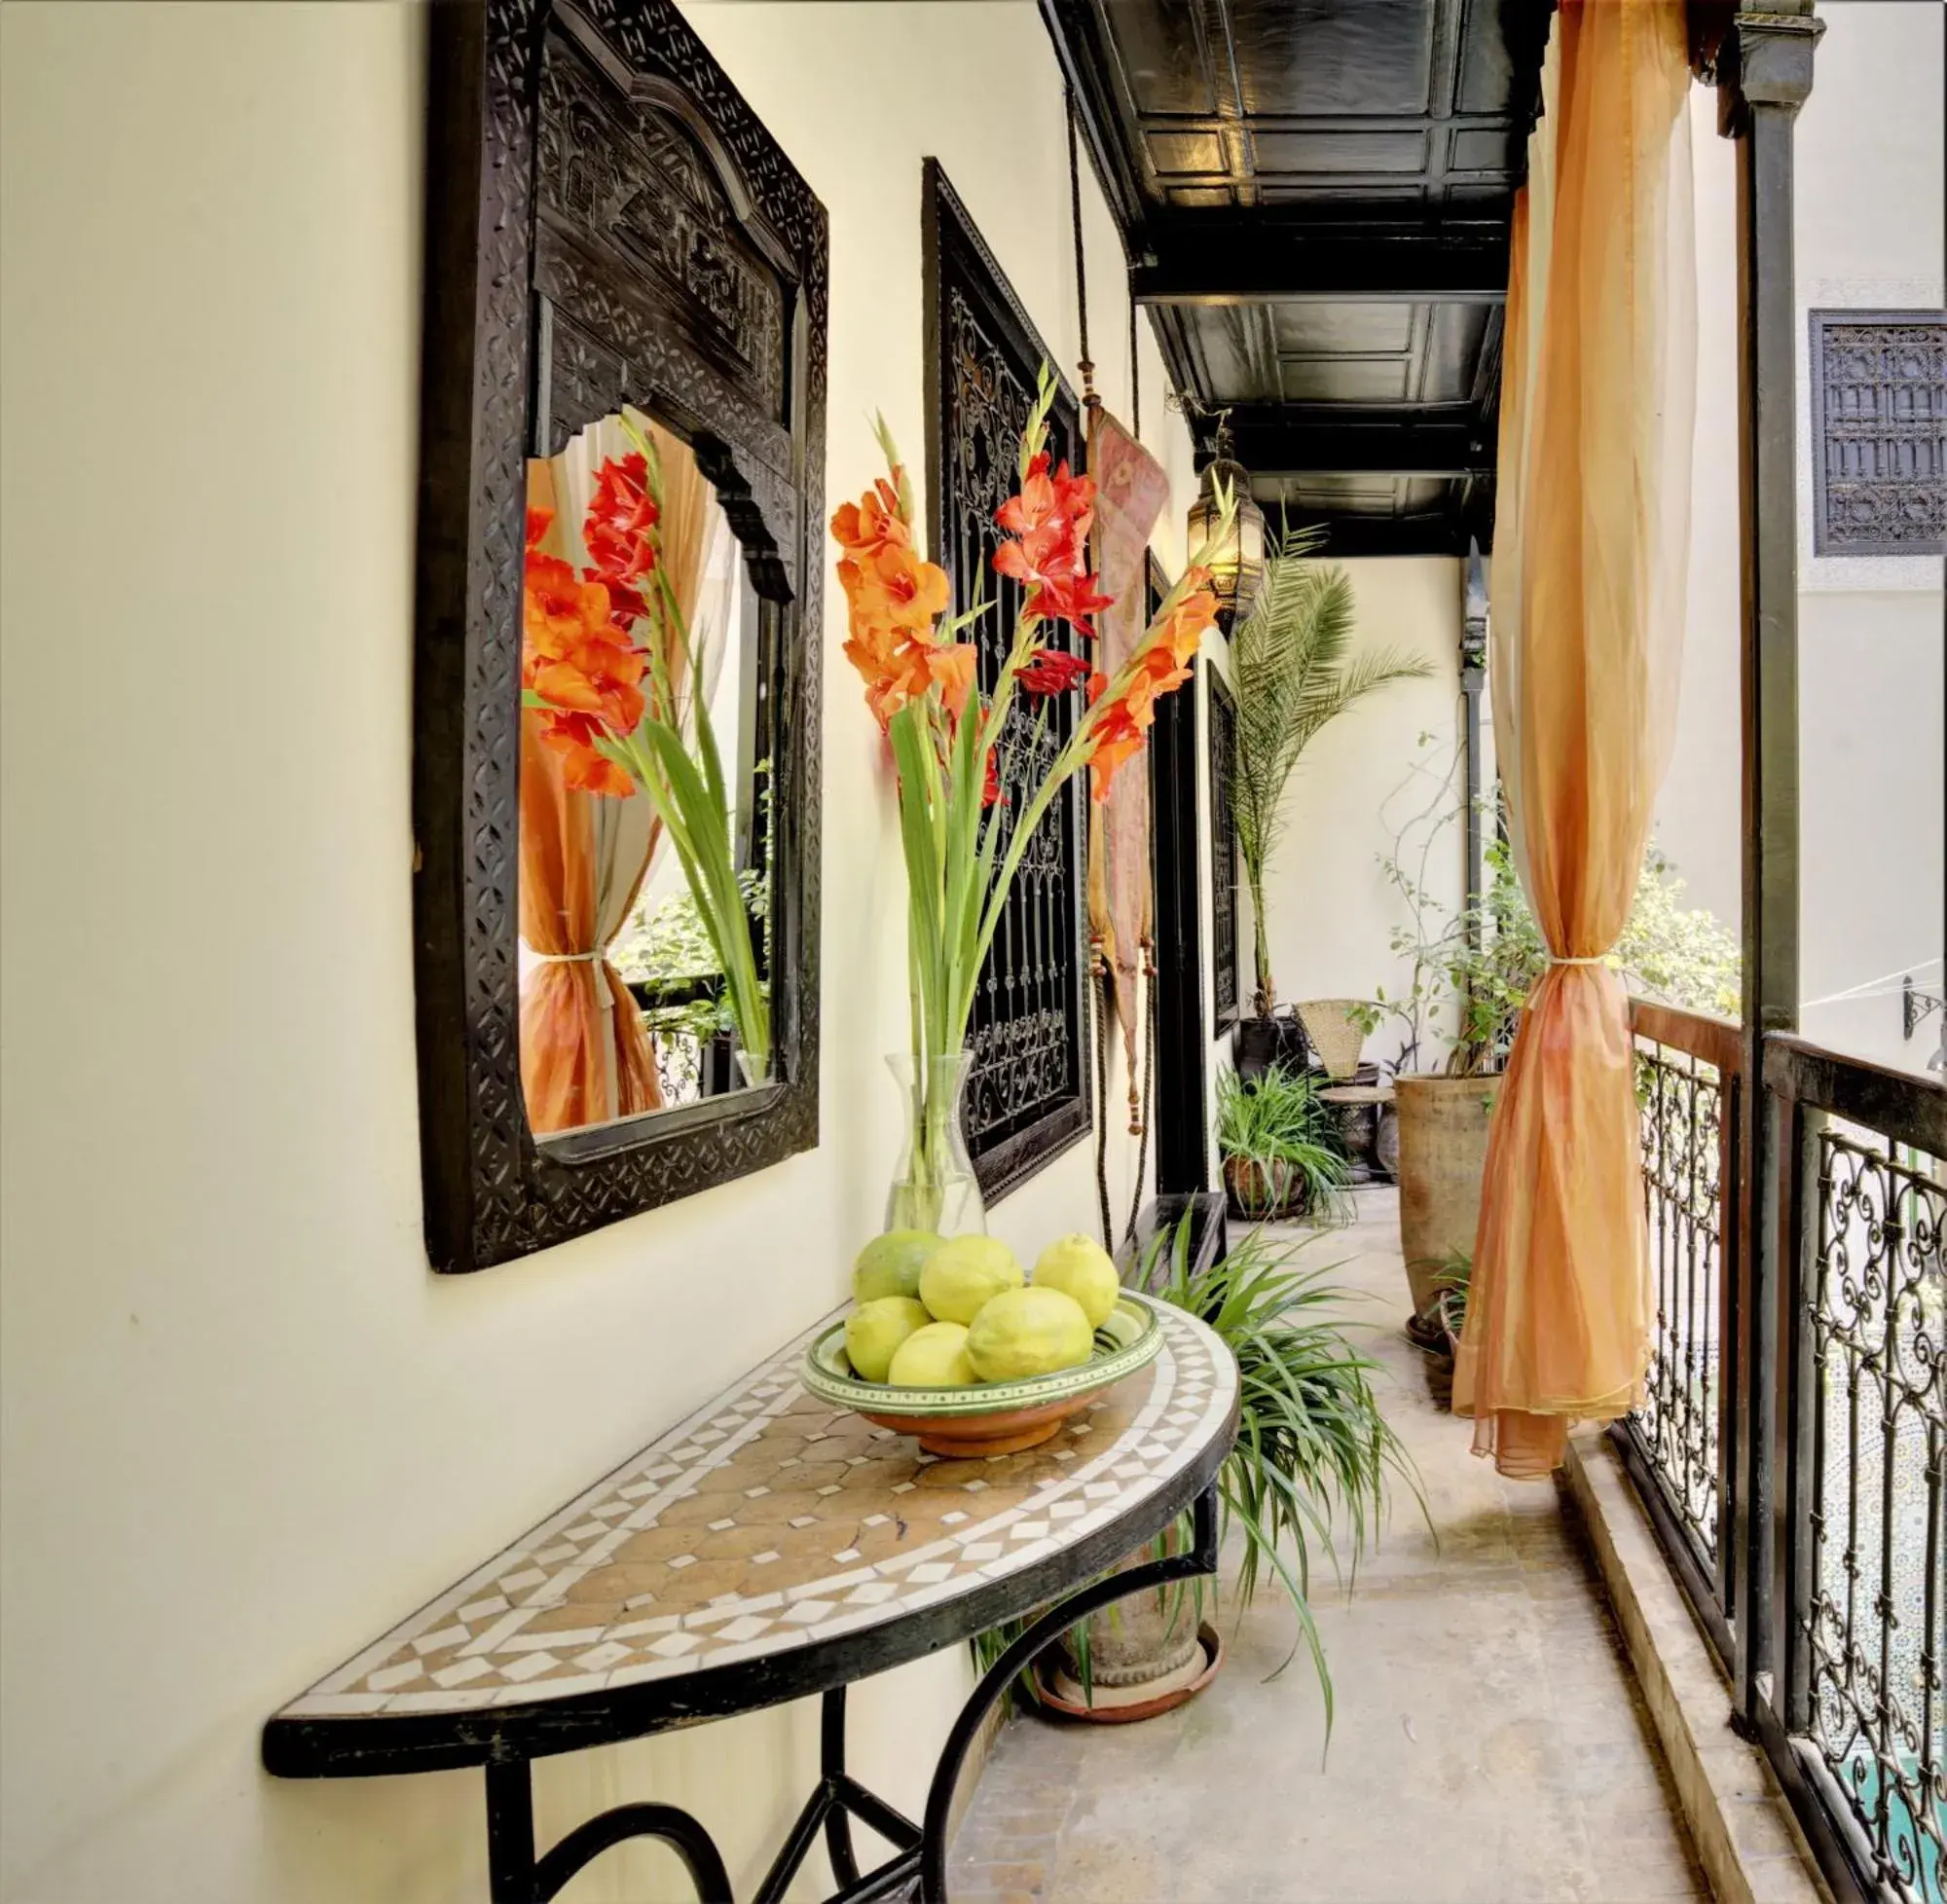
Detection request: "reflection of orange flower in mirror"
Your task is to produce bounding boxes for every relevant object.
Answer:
[584,454,658,584]
[1084,567,1217,803]
[583,453,661,625]
[522,504,645,799]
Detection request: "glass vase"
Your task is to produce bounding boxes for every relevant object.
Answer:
[884,1051,986,1237]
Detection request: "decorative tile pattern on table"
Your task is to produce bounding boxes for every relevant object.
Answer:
[278,1304,1232,1718]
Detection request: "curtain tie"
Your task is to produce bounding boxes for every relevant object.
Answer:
[530,946,619,1025]
[1551,955,1605,966]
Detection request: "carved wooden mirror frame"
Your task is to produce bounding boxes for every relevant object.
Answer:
[413,0,826,1272]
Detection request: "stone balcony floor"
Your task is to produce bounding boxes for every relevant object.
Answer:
[948,1188,1708,1904]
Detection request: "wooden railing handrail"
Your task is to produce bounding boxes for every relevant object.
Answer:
[1761,1032,1947,1156]
[1627,996,1744,1077]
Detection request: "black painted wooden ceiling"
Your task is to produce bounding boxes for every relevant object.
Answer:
[1044,0,1555,555]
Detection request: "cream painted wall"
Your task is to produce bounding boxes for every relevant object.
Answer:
[1654,7,1945,1075]
[1245,558,1468,1074]
[0,6,1195,1903]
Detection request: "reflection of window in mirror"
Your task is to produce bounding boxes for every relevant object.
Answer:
[518,407,775,1140]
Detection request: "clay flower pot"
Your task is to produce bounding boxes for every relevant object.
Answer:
[1222,1152,1307,1223]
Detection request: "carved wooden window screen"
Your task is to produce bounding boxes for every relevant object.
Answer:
[923,162,1090,1201]
[1809,311,1947,557]
[1207,666,1240,1034]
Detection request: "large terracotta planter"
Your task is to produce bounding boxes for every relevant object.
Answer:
[1392,1072,1501,1316]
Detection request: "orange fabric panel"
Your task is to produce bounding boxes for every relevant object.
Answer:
[1453,0,1696,1478]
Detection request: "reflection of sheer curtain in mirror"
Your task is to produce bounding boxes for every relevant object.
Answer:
[518,413,717,1134]
[630,506,742,926]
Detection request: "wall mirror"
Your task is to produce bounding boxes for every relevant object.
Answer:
[414,0,826,1271]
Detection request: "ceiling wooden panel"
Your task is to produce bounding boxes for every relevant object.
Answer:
[1045,0,1554,554]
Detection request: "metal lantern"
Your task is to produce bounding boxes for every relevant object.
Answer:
[1188,422,1266,630]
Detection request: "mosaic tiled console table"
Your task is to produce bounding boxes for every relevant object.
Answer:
[263,1301,1237,1903]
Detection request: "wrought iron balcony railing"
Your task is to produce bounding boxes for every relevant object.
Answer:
[1620,1000,1744,1667]
[1619,1001,1945,1904]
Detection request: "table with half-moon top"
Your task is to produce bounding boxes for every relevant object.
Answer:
[263,1300,1238,1904]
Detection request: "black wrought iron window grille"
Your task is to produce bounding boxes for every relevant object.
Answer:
[923,162,1091,1201]
[1809,311,1947,558]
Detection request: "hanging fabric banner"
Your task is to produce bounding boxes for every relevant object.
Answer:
[1085,407,1171,1102]
[1452,0,1697,1478]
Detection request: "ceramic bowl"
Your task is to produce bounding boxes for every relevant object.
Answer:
[801,1293,1163,1457]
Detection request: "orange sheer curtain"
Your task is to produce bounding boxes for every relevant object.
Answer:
[1452,0,1696,1479]
[519,420,714,1134]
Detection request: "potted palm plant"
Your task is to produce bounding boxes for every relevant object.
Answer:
[1228,526,1430,1078]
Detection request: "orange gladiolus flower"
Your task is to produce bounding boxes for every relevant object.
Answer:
[1016,646,1092,696]
[927,643,978,722]
[1083,570,1218,802]
[993,452,1113,638]
[832,476,958,728]
[831,478,911,568]
[842,614,937,728]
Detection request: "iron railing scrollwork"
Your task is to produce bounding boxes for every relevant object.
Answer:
[1762,1039,1945,1904]
[1619,999,1743,1666]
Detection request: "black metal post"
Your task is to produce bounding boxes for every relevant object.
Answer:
[486,1760,539,1904]
[1713,0,1820,1728]
[1150,655,1209,1193]
[1459,538,1488,947]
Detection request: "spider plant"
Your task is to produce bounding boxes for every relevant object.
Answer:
[1150,1214,1419,1719]
[1431,1249,1471,1342]
[1216,1062,1352,1222]
[1229,525,1431,1018]
[973,1214,1419,1734]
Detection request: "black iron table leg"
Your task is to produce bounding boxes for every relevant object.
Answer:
[754,1685,924,1904]
[822,1687,862,1889]
[485,1753,734,1904]
[487,1760,539,1904]
[915,1483,1221,1904]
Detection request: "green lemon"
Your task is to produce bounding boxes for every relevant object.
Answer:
[853,1229,945,1303]
[887,1321,976,1387]
[844,1297,931,1383]
[918,1234,1024,1324]
[965,1286,1095,1382]
[1031,1233,1121,1329]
